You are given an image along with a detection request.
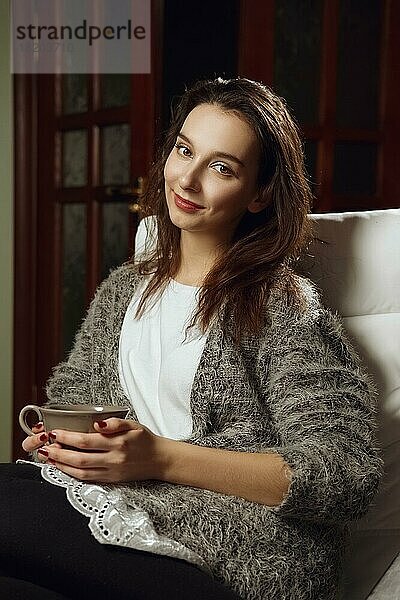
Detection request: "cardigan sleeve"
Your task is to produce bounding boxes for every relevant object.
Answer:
[28,272,109,463]
[260,303,383,524]
[46,266,127,404]
[44,303,96,406]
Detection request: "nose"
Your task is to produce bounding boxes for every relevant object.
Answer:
[178,163,201,193]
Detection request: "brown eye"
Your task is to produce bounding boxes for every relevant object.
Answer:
[213,163,233,176]
[175,143,192,157]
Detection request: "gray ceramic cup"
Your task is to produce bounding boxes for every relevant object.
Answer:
[19,404,129,437]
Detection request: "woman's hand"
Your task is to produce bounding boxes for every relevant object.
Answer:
[32,419,171,483]
[23,420,292,505]
[21,422,64,461]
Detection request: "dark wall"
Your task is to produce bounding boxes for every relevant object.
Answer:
[161,0,239,129]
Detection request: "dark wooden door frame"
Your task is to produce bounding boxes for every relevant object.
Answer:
[13,74,62,459]
[13,73,40,459]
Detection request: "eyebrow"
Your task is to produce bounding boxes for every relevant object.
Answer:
[177,132,245,168]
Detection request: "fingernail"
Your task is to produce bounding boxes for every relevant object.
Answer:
[33,422,43,428]
[48,432,57,440]
[38,448,48,457]
[96,420,107,428]
[39,433,48,442]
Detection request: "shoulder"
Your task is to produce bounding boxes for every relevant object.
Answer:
[89,262,142,310]
[264,269,358,359]
[263,268,355,353]
[98,262,140,291]
[266,268,325,328]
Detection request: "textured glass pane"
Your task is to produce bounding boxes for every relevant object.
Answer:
[333,142,377,195]
[62,74,88,114]
[274,0,323,124]
[101,75,130,108]
[102,202,130,279]
[62,203,86,358]
[303,140,318,195]
[102,124,131,185]
[336,0,382,128]
[62,130,88,188]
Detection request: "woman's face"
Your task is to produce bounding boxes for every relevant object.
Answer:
[163,103,265,244]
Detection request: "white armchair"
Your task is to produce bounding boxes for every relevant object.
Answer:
[302,209,400,600]
[134,209,400,599]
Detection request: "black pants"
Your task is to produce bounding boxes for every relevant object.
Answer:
[0,463,239,600]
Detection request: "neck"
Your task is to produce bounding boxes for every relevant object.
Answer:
[175,230,228,286]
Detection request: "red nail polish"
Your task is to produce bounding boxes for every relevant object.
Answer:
[97,420,107,428]
[39,433,48,442]
[38,448,48,457]
[48,432,57,440]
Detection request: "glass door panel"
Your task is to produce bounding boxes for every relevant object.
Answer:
[336,0,382,128]
[62,74,88,115]
[62,130,88,188]
[101,202,131,279]
[101,124,131,185]
[274,0,323,124]
[101,74,131,108]
[62,203,87,357]
[333,142,378,195]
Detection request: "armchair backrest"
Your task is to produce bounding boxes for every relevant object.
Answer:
[301,209,400,599]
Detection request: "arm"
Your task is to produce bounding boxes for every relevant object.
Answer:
[33,416,292,506]
[25,272,109,461]
[44,285,101,406]
[157,438,292,506]
[24,265,134,461]
[156,297,382,516]
[259,306,383,523]
[45,264,132,406]
[31,277,382,523]
[36,305,381,519]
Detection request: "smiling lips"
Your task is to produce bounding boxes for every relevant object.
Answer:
[173,191,204,212]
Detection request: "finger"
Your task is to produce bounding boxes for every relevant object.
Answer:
[43,459,108,482]
[48,442,63,450]
[47,429,114,451]
[38,445,108,470]
[93,418,143,435]
[32,422,45,434]
[22,431,49,453]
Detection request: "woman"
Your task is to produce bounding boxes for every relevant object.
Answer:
[1,77,382,599]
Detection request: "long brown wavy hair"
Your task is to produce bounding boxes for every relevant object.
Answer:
[131,77,315,345]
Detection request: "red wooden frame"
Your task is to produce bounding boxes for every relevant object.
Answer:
[381,0,400,206]
[13,75,39,456]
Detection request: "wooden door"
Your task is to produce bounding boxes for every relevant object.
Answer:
[238,0,400,212]
[13,4,163,459]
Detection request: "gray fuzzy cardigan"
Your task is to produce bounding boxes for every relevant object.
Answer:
[43,263,383,600]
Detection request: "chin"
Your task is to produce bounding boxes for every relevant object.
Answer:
[167,202,197,227]
[169,215,195,231]
[166,206,187,230]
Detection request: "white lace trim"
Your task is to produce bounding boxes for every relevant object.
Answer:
[17,460,210,574]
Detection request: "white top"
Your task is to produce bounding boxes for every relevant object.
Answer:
[118,277,208,440]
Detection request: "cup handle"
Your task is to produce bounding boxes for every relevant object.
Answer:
[19,405,43,436]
